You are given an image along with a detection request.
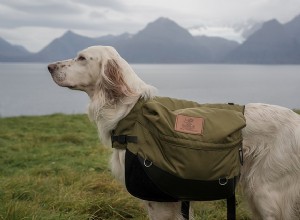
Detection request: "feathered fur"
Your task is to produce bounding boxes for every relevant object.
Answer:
[48,46,300,220]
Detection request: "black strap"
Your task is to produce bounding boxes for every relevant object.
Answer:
[181,201,190,220]
[181,197,235,220]
[227,193,236,220]
[111,135,138,144]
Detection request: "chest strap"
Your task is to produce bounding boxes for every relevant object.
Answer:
[111,134,138,144]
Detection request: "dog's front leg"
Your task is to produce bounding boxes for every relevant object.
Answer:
[144,201,193,220]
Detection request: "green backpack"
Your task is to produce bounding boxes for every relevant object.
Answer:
[112,97,246,217]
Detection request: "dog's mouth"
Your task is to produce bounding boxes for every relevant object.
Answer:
[51,76,74,89]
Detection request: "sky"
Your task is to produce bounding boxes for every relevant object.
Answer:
[1,0,300,52]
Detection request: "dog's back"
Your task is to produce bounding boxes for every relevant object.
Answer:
[242,103,300,219]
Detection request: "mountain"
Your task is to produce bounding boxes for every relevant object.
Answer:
[1,17,235,63]
[285,14,300,43]
[29,31,134,62]
[1,15,300,63]
[95,33,132,46]
[188,20,262,42]
[32,31,99,62]
[0,37,31,61]
[224,19,300,64]
[194,36,239,61]
[240,22,263,39]
[116,17,211,63]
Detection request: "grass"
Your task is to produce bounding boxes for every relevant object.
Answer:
[0,114,253,219]
[294,109,300,115]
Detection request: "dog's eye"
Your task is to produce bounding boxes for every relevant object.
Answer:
[77,56,86,61]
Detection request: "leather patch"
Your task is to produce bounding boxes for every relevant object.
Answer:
[175,114,204,135]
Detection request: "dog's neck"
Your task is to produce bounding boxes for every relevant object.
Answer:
[88,96,139,147]
[87,72,156,147]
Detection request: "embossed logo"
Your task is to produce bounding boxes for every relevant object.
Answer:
[175,114,204,135]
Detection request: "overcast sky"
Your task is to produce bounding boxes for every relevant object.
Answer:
[1,0,300,52]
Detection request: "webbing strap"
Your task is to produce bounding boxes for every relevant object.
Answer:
[227,193,236,220]
[181,201,190,220]
[181,195,235,220]
[111,135,138,144]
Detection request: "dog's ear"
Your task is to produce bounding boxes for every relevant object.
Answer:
[101,59,134,103]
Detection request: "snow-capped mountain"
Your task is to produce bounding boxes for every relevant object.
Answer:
[188,20,262,43]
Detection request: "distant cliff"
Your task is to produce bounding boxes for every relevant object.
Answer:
[1,15,300,64]
[224,15,300,64]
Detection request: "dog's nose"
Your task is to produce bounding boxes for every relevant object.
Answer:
[47,64,57,74]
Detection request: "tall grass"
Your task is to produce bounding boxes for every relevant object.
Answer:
[0,114,254,219]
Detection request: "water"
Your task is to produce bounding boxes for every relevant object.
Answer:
[0,63,299,117]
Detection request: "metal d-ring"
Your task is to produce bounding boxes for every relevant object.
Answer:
[219,178,228,186]
[144,159,153,167]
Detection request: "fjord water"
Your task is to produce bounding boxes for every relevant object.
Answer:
[0,63,299,117]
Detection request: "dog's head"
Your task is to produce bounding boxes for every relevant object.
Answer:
[48,45,156,145]
[48,45,156,125]
[48,46,143,105]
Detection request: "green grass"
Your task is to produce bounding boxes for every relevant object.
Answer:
[0,114,253,219]
[294,109,300,115]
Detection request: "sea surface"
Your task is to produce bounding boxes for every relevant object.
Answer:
[0,63,299,117]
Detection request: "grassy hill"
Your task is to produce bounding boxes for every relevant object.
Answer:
[0,114,253,219]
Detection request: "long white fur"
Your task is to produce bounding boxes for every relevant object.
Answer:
[48,46,300,220]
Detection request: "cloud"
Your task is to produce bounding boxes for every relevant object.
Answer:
[0,1,84,29]
[0,0,82,15]
[0,0,133,31]
[71,0,126,11]
[0,27,66,52]
[0,0,300,52]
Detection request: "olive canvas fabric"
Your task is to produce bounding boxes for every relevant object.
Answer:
[112,97,246,182]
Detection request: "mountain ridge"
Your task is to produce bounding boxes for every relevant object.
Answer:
[0,37,32,61]
[224,17,300,64]
[1,15,300,64]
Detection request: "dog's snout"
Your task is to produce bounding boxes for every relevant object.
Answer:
[47,64,57,74]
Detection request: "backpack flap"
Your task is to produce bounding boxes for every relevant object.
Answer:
[139,101,246,181]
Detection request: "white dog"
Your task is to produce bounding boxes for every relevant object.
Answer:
[48,46,300,220]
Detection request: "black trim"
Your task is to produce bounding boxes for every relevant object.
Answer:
[138,155,237,201]
[181,201,190,220]
[125,150,177,202]
[227,193,236,220]
[125,151,237,219]
[111,135,137,144]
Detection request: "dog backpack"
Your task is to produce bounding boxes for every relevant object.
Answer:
[111,97,246,219]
